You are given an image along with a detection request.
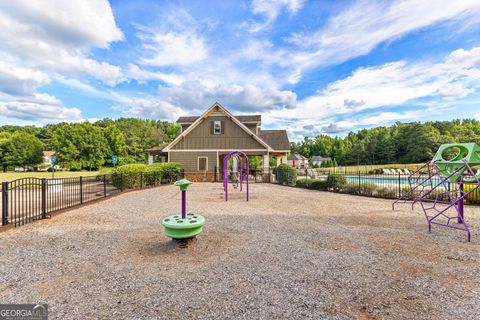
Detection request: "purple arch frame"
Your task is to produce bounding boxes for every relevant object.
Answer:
[223,150,249,202]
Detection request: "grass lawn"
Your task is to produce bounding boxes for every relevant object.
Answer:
[0,171,99,182]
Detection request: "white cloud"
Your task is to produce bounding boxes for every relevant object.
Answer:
[0,61,50,96]
[160,80,296,113]
[136,10,208,67]
[270,46,480,135]
[248,0,305,32]
[284,0,480,82]
[126,64,184,86]
[0,100,82,124]
[0,0,124,85]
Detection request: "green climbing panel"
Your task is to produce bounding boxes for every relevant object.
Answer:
[433,143,480,182]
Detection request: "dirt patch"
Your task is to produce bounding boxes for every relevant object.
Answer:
[0,183,479,319]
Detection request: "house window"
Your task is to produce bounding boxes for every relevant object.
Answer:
[198,157,208,171]
[213,120,222,134]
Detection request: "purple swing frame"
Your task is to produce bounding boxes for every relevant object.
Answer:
[223,150,249,202]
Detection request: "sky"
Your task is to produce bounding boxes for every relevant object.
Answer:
[0,0,480,140]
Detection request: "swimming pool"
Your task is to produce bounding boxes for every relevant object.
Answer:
[345,175,441,186]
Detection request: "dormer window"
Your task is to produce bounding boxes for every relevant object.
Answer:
[213,120,222,134]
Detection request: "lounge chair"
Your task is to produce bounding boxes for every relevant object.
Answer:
[403,168,411,175]
[383,169,393,174]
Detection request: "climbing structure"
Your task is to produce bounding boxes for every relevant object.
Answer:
[223,150,249,202]
[393,143,480,241]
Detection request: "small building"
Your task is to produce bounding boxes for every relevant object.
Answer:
[311,156,331,167]
[288,154,308,169]
[146,143,168,165]
[148,103,290,181]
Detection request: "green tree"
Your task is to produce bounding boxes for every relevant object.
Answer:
[51,122,109,170]
[0,132,43,170]
[103,125,127,165]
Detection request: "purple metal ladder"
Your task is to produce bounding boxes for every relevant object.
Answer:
[393,160,479,241]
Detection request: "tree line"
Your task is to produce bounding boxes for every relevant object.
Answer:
[290,119,480,166]
[0,119,179,171]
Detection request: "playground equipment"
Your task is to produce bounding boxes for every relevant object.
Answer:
[161,179,206,244]
[393,143,480,241]
[223,150,249,201]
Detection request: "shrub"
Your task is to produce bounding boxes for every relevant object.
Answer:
[295,179,308,188]
[461,183,480,204]
[108,163,182,189]
[310,179,329,190]
[144,163,181,185]
[276,164,296,186]
[343,182,378,196]
[111,164,147,188]
[326,174,347,191]
[376,187,397,199]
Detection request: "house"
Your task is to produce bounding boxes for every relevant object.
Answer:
[34,151,57,171]
[147,103,290,181]
[311,155,331,167]
[287,154,308,169]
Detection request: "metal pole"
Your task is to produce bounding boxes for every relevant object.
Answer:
[103,174,107,197]
[398,172,401,198]
[181,190,186,219]
[457,182,464,224]
[2,182,9,225]
[41,179,46,218]
[246,157,249,201]
[79,176,83,204]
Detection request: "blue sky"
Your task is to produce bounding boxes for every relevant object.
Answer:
[0,0,480,140]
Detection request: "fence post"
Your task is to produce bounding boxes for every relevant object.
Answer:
[79,176,83,204]
[104,174,107,197]
[2,182,9,225]
[398,172,401,198]
[358,170,360,194]
[214,165,217,182]
[120,173,124,192]
[305,168,308,188]
[41,179,46,218]
[140,172,143,189]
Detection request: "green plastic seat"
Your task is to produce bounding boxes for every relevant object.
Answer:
[162,213,206,239]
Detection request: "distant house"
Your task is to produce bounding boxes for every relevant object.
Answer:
[311,156,331,167]
[288,154,308,169]
[42,151,55,165]
[146,103,290,181]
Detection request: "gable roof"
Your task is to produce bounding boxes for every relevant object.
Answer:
[288,154,308,160]
[258,130,290,151]
[163,103,272,152]
[178,115,261,123]
[312,156,331,161]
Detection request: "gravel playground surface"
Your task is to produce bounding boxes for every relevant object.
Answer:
[1,183,480,319]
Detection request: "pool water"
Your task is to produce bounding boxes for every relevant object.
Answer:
[346,176,441,186]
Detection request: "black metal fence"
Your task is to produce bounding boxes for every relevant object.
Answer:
[1,172,180,228]
[272,169,480,205]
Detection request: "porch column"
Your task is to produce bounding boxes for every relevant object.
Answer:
[147,153,154,165]
[263,154,269,173]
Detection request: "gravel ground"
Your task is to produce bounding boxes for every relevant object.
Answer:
[1,183,479,319]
